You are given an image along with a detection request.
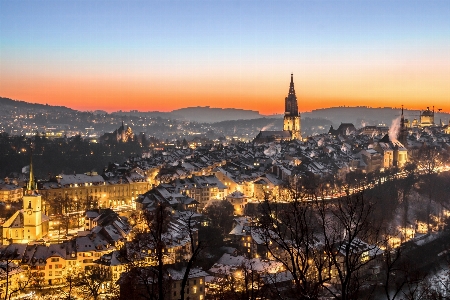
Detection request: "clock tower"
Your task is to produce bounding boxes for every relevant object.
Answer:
[2,151,48,245]
[22,153,44,240]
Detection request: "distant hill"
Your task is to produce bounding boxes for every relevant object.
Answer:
[304,106,450,128]
[0,97,75,112]
[110,110,177,119]
[172,106,262,123]
[1,97,449,126]
[105,106,262,122]
[168,106,450,126]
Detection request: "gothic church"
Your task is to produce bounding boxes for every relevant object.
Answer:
[254,73,301,143]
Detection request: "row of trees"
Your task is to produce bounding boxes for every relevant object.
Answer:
[256,181,384,299]
[0,133,143,178]
[240,171,450,299]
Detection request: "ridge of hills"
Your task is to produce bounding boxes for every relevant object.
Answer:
[0,97,76,112]
[1,97,449,127]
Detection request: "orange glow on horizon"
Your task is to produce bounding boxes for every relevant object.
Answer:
[1,71,449,115]
[2,0,450,117]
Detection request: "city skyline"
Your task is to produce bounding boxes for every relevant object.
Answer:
[1,0,449,114]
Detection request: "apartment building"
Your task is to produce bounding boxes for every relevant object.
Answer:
[39,172,150,211]
[0,184,22,203]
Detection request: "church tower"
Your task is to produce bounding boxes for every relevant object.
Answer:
[2,150,47,245]
[283,73,301,140]
[399,105,408,148]
[23,151,43,240]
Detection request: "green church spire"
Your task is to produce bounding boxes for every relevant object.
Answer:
[27,147,36,191]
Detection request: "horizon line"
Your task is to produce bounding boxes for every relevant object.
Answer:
[2,96,450,115]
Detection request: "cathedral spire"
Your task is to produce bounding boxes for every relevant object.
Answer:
[285,73,298,116]
[27,147,36,192]
[283,73,301,140]
[289,73,295,95]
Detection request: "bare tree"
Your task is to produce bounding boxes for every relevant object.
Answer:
[0,248,32,300]
[203,200,234,236]
[120,208,207,300]
[144,203,171,300]
[118,266,171,300]
[258,178,329,300]
[380,244,412,300]
[315,192,383,300]
[117,202,172,300]
[397,162,418,240]
[58,266,81,300]
[0,248,19,300]
[238,260,265,300]
[75,265,112,300]
[208,261,264,300]
[179,212,205,300]
[414,145,446,232]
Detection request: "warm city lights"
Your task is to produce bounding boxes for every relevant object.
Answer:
[1,1,450,299]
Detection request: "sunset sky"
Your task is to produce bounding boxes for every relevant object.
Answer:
[1,0,449,114]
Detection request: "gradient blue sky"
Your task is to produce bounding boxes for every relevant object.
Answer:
[1,0,449,113]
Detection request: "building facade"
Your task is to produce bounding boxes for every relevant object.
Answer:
[420,107,435,127]
[39,173,150,212]
[0,184,22,203]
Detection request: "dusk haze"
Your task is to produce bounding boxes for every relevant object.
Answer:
[1,0,449,114]
[2,1,450,299]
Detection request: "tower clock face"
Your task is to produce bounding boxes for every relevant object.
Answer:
[27,210,32,215]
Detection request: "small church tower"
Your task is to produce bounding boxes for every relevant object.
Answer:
[1,149,47,245]
[399,105,408,148]
[23,153,43,235]
[283,73,301,140]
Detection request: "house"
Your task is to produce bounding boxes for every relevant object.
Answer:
[226,191,249,216]
[229,218,270,258]
[0,184,22,203]
[359,149,383,173]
